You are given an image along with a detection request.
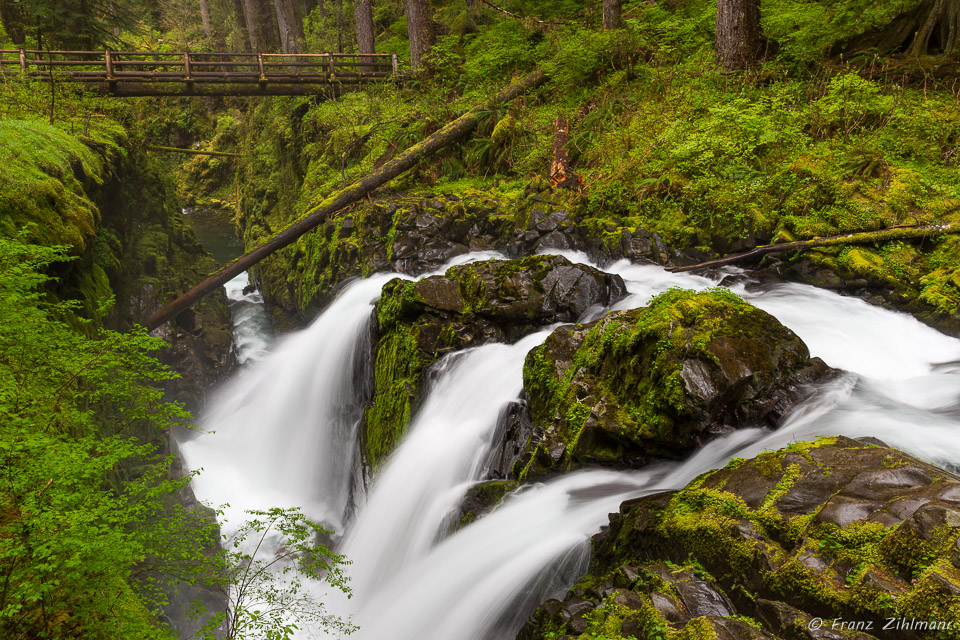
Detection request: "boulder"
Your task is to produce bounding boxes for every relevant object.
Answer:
[521,437,960,640]
[515,289,834,479]
[361,255,627,469]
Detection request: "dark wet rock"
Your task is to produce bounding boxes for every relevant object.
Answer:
[520,438,960,640]
[674,575,736,617]
[756,599,878,640]
[520,439,960,639]
[516,289,834,479]
[246,194,700,325]
[360,255,627,469]
[519,560,775,640]
[153,293,234,415]
[488,401,536,480]
[452,479,517,531]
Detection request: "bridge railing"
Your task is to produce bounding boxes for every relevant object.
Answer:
[0,50,397,84]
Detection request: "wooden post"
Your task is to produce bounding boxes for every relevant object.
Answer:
[104,49,114,78]
[392,52,398,75]
[19,48,26,73]
[184,52,193,78]
[328,53,335,76]
[257,52,266,82]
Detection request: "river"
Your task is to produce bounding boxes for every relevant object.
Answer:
[177,243,960,639]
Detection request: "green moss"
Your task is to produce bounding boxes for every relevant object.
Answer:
[0,119,107,253]
[522,288,812,475]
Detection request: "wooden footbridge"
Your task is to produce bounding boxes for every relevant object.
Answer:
[0,49,397,96]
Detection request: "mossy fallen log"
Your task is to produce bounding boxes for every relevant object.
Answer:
[671,223,958,273]
[143,68,547,331]
[147,145,241,158]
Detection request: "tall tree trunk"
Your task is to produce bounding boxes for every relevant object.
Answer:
[245,0,280,51]
[336,0,344,53]
[0,0,25,45]
[715,0,761,70]
[274,0,305,53]
[602,0,623,30]
[355,0,375,58]
[404,0,434,71]
[910,0,960,55]
[231,0,253,51]
[199,0,214,38]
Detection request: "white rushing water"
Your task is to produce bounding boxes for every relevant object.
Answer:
[183,273,395,531]
[223,272,272,365]
[182,250,960,640]
[342,329,554,602]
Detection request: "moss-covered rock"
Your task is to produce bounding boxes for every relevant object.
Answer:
[518,560,781,640]
[516,289,834,479]
[0,118,233,412]
[361,254,627,469]
[523,437,960,640]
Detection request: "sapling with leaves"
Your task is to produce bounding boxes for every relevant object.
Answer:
[195,507,356,640]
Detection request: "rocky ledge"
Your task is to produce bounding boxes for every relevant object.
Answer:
[519,437,960,640]
[360,254,627,469]
[513,289,834,480]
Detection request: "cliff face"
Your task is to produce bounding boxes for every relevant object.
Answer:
[0,118,233,412]
[0,117,233,638]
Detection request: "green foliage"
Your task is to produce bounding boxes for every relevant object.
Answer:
[811,71,897,137]
[209,508,356,640]
[0,119,106,253]
[9,0,151,49]
[762,0,926,61]
[0,234,209,639]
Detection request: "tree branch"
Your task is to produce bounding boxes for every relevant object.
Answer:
[671,223,958,273]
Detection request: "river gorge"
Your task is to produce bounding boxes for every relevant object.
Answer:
[178,220,960,639]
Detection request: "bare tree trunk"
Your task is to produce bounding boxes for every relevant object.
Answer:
[602,0,623,30]
[909,0,960,55]
[715,0,761,70]
[355,0,376,59]
[245,0,281,51]
[672,223,960,273]
[231,0,253,51]
[0,0,26,45]
[912,0,946,55]
[199,0,214,37]
[274,0,305,53]
[404,0,434,70]
[947,0,960,51]
[336,0,344,53]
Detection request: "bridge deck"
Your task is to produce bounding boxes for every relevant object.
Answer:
[0,49,397,96]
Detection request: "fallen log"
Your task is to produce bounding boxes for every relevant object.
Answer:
[670,223,958,273]
[143,69,547,331]
[147,145,241,158]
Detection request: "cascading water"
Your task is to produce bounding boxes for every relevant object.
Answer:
[182,273,396,531]
[182,249,960,640]
[223,273,272,365]
[342,329,554,602]
[181,251,506,531]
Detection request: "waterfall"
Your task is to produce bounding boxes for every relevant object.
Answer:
[183,251,960,640]
[342,330,553,602]
[181,274,396,531]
